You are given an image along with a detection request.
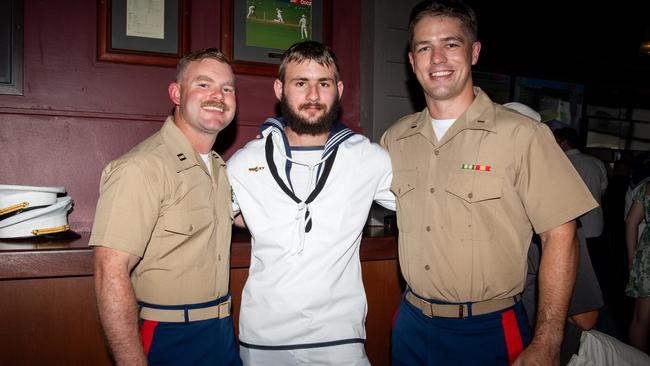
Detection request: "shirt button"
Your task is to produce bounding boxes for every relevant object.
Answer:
[218,254,222,261]
[429,187,435,194]
[425,264,430,270]
[188,224,193,232]
[467,192,473,199]
[434,150,440,156]
[426,226,431,232]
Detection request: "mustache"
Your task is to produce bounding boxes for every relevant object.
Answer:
[299,103,326,111]
[201,100,229,111]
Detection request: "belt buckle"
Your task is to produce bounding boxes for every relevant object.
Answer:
[218,300,231,319]
[423,302,434,318]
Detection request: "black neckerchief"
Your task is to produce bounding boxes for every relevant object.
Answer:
[265,135,339,233]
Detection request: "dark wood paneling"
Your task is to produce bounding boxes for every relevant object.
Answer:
[363,259,403,365]
[0,250,93,279]
[0,277,112,366]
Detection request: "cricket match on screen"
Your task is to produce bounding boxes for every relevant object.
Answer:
[246,0,313,49]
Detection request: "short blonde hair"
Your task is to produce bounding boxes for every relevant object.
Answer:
[176,48,231,82]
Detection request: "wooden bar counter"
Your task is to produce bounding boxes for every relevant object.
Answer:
[0,228,402,365]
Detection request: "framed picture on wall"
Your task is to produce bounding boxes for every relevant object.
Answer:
[221,0,332,76]
[97,0,190,67]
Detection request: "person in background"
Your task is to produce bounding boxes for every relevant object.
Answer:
[553,127,608,268]
[381,1,597,364]
[507,102,649,365]
[299,14,309,40]
[526,223,649,365]
[227,41,394,365]
[90,48,240,366]
[625,153,650,243]
[626,179,650,352]
[274,7,285,23]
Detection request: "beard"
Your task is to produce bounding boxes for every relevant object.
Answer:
[280,94,341,136]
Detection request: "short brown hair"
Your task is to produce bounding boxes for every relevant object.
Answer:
[409,0,478,49]
[278,41,340,83]
[176,48,231,82]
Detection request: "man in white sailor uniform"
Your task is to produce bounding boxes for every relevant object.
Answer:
[227,41,395,365]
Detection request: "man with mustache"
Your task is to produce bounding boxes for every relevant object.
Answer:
[381,1,598,365]
[227,41,395,365]
[90,48,240,366]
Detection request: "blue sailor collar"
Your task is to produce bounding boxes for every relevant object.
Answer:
[260,117,355,158]
[260,117,355,192]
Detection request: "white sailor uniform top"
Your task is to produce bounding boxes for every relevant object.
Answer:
[227,118,394,349]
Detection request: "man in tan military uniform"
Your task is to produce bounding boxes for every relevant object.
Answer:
[381,1,597,365]
[90,48,240,366]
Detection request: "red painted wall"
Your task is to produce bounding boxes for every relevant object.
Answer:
[0,0,361,232]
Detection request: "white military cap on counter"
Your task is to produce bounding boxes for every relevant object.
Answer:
[503,102,542,122]
[0,197,73,238]
[0,184,66,216]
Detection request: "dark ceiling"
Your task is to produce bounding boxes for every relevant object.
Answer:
[465,1,650,108]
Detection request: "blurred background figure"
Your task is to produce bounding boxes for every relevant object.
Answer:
[507,102,650,364]
[553,127,608,259]
[625,177,650,352]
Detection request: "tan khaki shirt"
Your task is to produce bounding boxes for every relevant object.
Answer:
[381,88,597,302]
[89,117,233,306]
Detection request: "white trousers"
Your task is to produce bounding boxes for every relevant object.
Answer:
[240,342,371,366]
[568,329,650,366]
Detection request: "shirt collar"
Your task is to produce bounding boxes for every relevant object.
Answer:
[396,87,498,141]
[160,116,222,173]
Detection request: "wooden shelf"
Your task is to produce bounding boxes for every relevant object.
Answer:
[0,228,397,279]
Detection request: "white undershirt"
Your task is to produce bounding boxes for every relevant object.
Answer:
[289,147,324,200]
[432,118,456,140]
[200,153,212,175]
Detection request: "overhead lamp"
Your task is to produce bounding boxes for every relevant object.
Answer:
[641,28,650,57]
[641,40,650,57]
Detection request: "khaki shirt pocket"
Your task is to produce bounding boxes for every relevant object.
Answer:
[163,207,213,237]
[391,169,418,233]
[445,171,502,240]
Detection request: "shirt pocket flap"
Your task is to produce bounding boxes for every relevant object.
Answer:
[391,169,417,198]
[164,208,212,236]
[446,171,502,203]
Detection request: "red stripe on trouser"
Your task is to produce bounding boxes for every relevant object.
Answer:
[391,305,400,329]
[500,309,524,365]
[140,320,159,356]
